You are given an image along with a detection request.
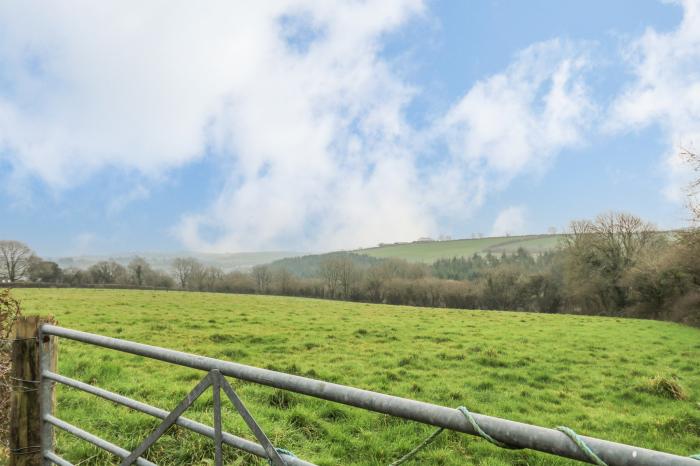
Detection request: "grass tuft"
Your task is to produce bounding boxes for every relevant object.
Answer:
[208,333,234,343]
[220,348,248,360]
[640,375,688,400]
[268,389,298,409]
[319,406,350,422]
[288,410,326,439]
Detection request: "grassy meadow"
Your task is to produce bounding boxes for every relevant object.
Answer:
[9,288,700,465]
[357,235,561,263]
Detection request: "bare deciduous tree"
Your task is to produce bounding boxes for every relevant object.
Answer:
[0,240,33,282]
[172,257,201,289]
[562,212,658,313]
[319,257,342,298]
[88,260,127,284]
[319,256,361,299]
[337,257,360,299]
[274,267,295,294]
[128,257,150,286]
[197,266,223,291]
[252,265,272,293]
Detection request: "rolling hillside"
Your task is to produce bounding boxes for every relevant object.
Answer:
[356,234,562,263]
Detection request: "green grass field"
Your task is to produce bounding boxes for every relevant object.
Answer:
[357,235,562,262]
[9,289,700,465]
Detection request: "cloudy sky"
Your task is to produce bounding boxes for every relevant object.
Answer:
[1,0,699,256]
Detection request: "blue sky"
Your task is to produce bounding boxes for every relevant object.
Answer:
[0,0,698,257]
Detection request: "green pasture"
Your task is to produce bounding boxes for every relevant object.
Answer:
[9,289,700,465]
[357,235,562,262]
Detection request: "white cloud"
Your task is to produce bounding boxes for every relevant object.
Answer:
[439,39,592,180]
[608,0,700,202]
[427,39,593,228]
[491,206,527,237]
[0,2,593,252]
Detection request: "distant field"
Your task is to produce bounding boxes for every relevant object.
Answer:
[358,234,562,262]
[9,289,700,465]
[51,251,302,272]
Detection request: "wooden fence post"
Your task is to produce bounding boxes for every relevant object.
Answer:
[9,316,57,466]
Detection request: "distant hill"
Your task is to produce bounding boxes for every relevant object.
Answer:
[355,234,563,263]
[267,234,563,274]
[51,251,301,272]
[269,252,382,277]
[47,235,562,273]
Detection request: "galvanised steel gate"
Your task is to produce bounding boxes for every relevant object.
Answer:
[19,323,700,466]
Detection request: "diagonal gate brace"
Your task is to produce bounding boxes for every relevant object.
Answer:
[121,369,286,466]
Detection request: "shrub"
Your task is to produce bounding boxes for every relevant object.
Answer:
[0,288,21,339]
[667,291,700,327]
[0,289,22,448]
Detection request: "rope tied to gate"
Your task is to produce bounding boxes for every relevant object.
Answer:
[269,447,297,465]
[457,406,522,450]
[389,427,445,465]
[555,426,607,466]
[390,406,610,465]
[390,406,524,465]
[390,405,700,465]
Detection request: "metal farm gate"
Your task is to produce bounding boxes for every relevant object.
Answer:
[7,316,700,466]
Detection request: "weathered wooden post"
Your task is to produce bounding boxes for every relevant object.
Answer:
[9,316,57,466]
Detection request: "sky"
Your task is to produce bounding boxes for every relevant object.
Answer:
[0,0,699,257]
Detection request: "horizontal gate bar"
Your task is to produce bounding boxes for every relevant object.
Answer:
[42,324,699,466]
[44,414,156,466]
[43,371,316,466]
[45,451,73,466]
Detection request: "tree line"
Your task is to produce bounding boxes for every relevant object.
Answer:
[261,213,697,325]
[1,210,698,326]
